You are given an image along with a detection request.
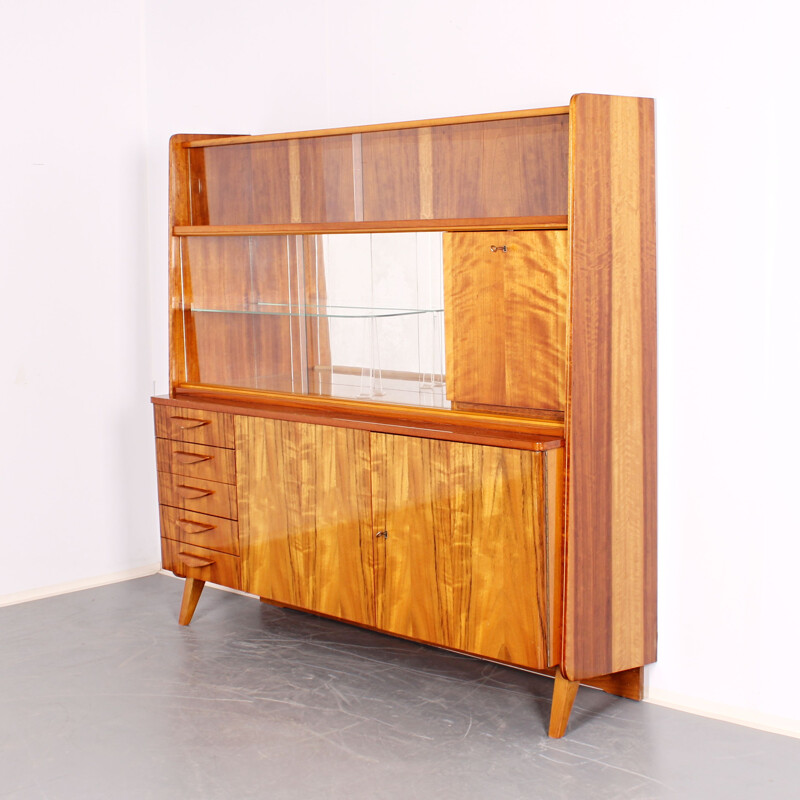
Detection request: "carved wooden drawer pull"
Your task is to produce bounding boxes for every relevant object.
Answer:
[177,519,216,535]
[177,552,214,569]
[173,450,213,465]
[170,415,211,431]
[176,484,214,500]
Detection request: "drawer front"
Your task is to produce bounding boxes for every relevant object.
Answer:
[157,472,237,520]
[156,438,236,485]
[161,538,241,590]
[154,405,234,448]
[159,506,239,555]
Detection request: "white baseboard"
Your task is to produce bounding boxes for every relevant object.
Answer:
[644,688,800,740]
[0,563,162,607]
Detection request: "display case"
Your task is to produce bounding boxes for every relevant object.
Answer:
[154,94,656,738]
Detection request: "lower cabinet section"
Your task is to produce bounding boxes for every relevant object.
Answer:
[154,402,580,736]
[235,416,559,672]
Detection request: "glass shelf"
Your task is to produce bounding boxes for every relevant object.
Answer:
[187,303,444,319]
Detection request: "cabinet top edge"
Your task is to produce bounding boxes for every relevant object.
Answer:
[151,395,565,451]
[178,106,571,149]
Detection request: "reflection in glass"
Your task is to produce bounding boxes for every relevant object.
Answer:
[180,233,448,408]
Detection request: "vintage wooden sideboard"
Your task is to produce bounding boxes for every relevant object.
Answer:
[153,93,656,738]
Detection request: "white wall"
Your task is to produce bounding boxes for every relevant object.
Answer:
[3,0,798,736]
[0,1,159,597]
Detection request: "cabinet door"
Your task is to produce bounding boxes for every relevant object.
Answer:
[236,417,375,626]
[444,229,568,413]
[371,433,550,670]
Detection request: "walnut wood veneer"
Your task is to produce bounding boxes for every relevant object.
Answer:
[154,94,656,739]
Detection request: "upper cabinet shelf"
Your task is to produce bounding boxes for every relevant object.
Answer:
[178,114,569,229]
[173,217,568,236]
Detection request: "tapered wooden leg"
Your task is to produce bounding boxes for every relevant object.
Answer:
[178,577,206,626]
[549,666,580,738]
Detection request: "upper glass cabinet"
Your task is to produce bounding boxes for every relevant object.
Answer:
[178,232,448,408]
[185,115,569,226]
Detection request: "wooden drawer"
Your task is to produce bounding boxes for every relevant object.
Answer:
[161,538,241,590]
[154,405,234,448]
[159,506,239,555]
[157,472,237,520]
[156,438,236,485]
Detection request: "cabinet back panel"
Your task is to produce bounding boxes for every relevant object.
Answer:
[432,116,568,219]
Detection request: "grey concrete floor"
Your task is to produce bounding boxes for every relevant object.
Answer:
[0,575,797,799]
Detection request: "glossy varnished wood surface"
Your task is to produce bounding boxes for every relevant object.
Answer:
[371,433,550,670]
[564,93,657,680]
[154,404,234,448]
[183,106,570,148]
[444,230,569,412]
[173,216,568,236]
[161,538,241,591]
[159,506,239,556]
[432,116,569,218]
[236,417,376,627]
[154,394,564,449]
[157,472,238,520]
[155,437,236,485]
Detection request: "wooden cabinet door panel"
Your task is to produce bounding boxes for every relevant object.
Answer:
[444,229,568,412]
[237,417,375,626]
[372,433,549,670]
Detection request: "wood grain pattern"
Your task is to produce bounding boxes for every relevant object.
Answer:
[361,128,422,221]
[154,405,234,448]
[154,393,565,448]
[156,438,235,485]
[372,433,550,669]
[159,505,239,555]
[183,106,571,148]
[169,134,224,391]
[178,577,205,625]
[432,116,569,218]
[173,217,568,236]
[157,472,238,520]
[549,667,579,738]
[236,416,375,626]
[545,447,565,667]
[564,93,656,681]
[444,230,569,412]
[161,538,241,591]
[297,135,355,223]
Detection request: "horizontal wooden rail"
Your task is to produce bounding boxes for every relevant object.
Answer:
[173,216,568,238]
[183,107,571,148]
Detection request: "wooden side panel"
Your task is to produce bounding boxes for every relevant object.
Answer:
[565,94,656,680]
[298,135,356,223]
[169,135,222,391]
[236,417,375,626]
[372,433,549,670]
[444,230,569,412]
[432,116,569,218]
